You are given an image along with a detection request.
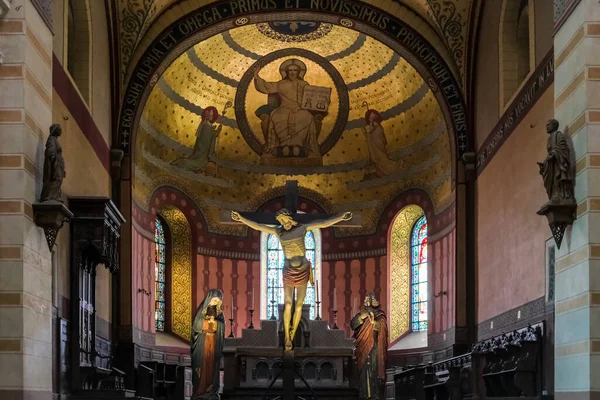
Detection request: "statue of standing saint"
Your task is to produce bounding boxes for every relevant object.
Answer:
[351,293,388,400]
[40,124,66,202]
[232,208,352,351]
[537,119,575,203]
[191,289,225,400]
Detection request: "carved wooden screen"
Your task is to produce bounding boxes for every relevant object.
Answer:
[69,197,124,391]
[78,248,97,366]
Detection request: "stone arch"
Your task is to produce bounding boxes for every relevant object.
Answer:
[387,204,427,345]
[148,186,209,340]
[65,0,92,104]
[118,4,468,168]
[499,0,535,108]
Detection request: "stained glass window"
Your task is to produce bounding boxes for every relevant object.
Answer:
[411,215,428,332]
[265,230,318,320]
[155,217,166,331]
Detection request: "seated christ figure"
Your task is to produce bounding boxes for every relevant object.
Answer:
[253,59,321,156]
[232,208,352,351]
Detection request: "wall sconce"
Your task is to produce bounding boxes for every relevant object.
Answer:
[138,288,151,296]
[434,291,448,298]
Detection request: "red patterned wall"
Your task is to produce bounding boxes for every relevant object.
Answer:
[130,186,456,340]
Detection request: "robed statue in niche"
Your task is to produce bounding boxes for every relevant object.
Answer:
[253,58,331,160]
[191,289,225,400]
[40,124,66,202]
[231,208,351,351]
[351,293,388,400]
[537,119,575,203]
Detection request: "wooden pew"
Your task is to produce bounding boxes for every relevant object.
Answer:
[474,324,543,397]
[138,361,191,399]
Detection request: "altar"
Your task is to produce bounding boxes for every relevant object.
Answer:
[221,305,359,400]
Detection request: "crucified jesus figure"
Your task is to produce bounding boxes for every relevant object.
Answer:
[232,208,352,351]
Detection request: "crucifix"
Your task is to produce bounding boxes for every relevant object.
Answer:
[227,181,359,349]
[226,180,359,400]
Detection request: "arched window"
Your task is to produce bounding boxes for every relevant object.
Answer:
[499,0,535,107]
[65,0,91,104]
[410,215,428,332]
[154,217,167,331]
[388,205,426,345]
[260,230,321,320]
[153,208,192,340]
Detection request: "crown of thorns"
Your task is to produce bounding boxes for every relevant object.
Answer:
[275,208,293,218]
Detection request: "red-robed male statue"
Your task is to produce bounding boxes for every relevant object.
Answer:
[350,293,388,400]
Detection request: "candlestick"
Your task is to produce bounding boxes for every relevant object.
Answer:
[315,300,322,320]
[333,288,337,311]
[248,309,255,329]
[315,279,319,303]
[228,318,235,338]
[269,278,277,320]
[332,310,339,329]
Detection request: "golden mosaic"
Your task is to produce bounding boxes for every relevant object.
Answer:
[133,23,454,236]
[160,207,192,339]
[389,205,424,342]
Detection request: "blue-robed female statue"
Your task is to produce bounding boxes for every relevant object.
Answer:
[191,289,225,399]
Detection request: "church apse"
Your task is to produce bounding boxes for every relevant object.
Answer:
[128,19,458,350]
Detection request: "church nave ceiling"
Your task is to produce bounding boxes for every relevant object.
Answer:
[133,23,454,237]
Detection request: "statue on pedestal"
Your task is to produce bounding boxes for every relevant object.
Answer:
[232,208,351,351]
[40,124,66,202]
[537,119,575,203]
[191,289,225,400]
[351,293,388,400]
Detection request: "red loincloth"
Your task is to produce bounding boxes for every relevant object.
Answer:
[282,258,313,288]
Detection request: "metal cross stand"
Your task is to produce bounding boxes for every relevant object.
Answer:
[260,350,319,400]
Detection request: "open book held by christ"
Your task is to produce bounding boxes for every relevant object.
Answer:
[301,85,332,112]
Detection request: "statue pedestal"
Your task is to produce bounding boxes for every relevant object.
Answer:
[221,305,358,399]
[33,200,74,250]
[537,199,577,249]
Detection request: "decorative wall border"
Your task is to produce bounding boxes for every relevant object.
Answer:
[322,248,386,261]
[31,0,52,33]
[476,50,554,175]
[196,246,259,261]
[476,296,548,340]
[554,0,582,34]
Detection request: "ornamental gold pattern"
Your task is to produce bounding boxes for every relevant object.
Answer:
[389,205,424,342]
[161,207,192,340]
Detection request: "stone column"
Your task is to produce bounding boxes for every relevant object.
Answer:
[0,0,53,399]
[554,1,600,398]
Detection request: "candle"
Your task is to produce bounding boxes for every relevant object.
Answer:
[333,288,337,311]
[315,279,319,303]
[231,296,234,319]
[353,297,357,315]
[252,288,255,310]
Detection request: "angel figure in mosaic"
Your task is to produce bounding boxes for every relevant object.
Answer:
[362,109,403,179]
[172,106,221,175]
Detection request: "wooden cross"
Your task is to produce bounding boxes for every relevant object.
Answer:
[221,180,361,227]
